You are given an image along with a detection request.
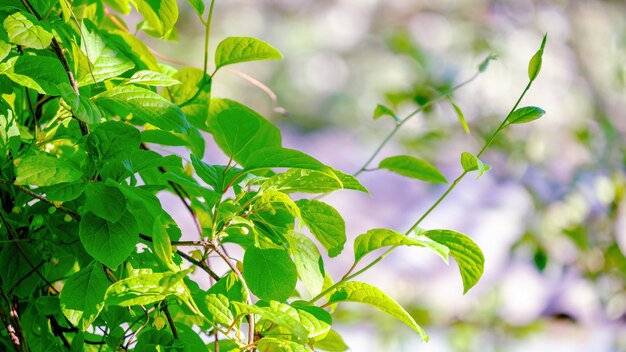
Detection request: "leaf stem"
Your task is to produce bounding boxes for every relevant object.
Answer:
[311,78,536,304]
[203,0,217,78]
[19,0,88,136]
[354,72,479,177]
[211,242,255,346]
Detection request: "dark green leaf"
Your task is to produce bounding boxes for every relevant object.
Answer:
[44,182,87,202]
[422,229,484,294]
[82,182,127,222]
[215,37,282,70]
[60,264,109,331]
[209,105,281,163]
[379,155,447,184]
[296,199,346,258]
[0,242,40,298]
[244,148,328,172]
[506,106,545,125]
[79,210,139,268]
[327,282,428,341]
[243,246,297,302]
[86,121,141,162]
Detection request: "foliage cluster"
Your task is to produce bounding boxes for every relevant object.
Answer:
[0,0,545,351]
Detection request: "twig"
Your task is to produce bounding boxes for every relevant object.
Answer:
[211,242,254,346]
[0,209,59,294]
[162,302,178,339]
[0,179,81,221]
[19,0,89,136]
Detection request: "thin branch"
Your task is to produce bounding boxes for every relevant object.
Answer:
[354,72,480,177]
[211,242,254,346]
[19,0,89,136]
[162,302,178,340]
[0,209,59,294]
[0,179,81,221]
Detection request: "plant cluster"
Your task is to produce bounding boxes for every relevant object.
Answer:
[0,0,546,351]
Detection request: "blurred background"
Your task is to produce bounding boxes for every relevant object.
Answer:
[146,0,626,350]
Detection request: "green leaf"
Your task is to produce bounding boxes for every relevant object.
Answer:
[296,199,346,258]
[44,182,87,202]
[186,0,204,16]
[7,55,66,95]
[215,37,282,70]
[77,20,135,86]
[314,329,349,351]
[451,102,470,134]
[15,153,82,187]
[257,337,311,352]
[58,83,102,124]
[126,70,181,87]
[478,53,497,73]
[265,169,341,194]
[506,106,545,125]
[286,232,325,297]
[82,182,127,222]
[243,246,297,302]
[353,228,440,262]
[528,33,547,81]
[0,40,11,62]
[0,243,40,298]
[3,12,52,49]
[86,121,141,163]
[373,104,399,122]
[460,152,491,179]
[379,155,447,184]
[151,215,178,271]
[203,293,233,326]
[95,85,190,133]
[133,0,179,39]
[232,302,309,342]
[209,105,281,163]
[244,148,328,172]
[105,270,189,306]
[79,210,139,268]
[328,282,428,341]
[422,229,484,294]
[60,264,109,331]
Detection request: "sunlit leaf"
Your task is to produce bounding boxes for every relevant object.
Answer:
[379,155,447,184]
[296,199,346,258]
[422,229,484,294]
[243,246,297,302]
[506,106,545,125]
[327,282,428,341]
[60,264,109,331]
[215,37,282,70]
[3,12,52,49]
[460,152,491,179]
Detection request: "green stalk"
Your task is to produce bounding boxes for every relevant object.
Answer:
[309,78,536,304]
